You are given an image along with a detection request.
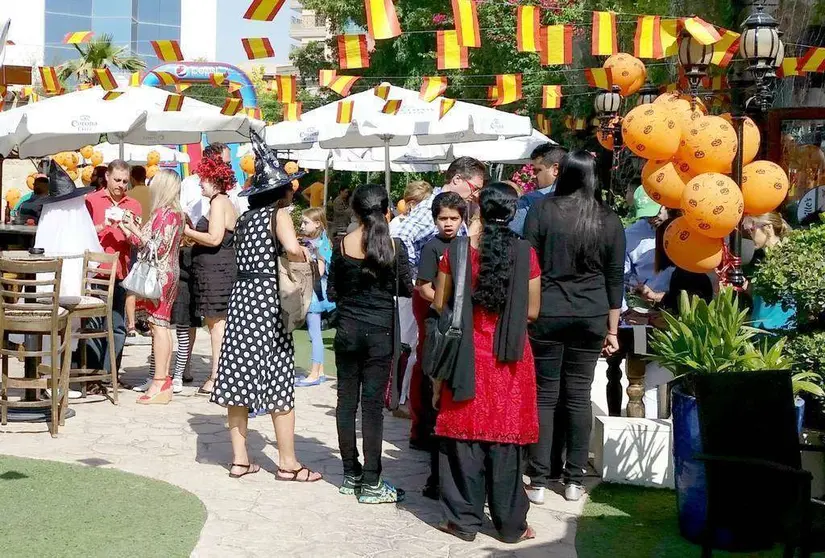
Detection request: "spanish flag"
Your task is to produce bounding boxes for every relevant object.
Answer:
[374,83,391,100]
[437,30,469,70]
[591,11,618,56]
[164,94,184,112]
[95,67,118,91]
[38,67,60,92]
[78,83,94,91]
[175,84,192,93]
[275,75,297,103]
[661,19,680,57]
[221,98,243,116]
[328,75,361,96]
[536,113,551,135]
[493,74,522,106]
[711,29,740,68]
[151,40,184,62]
[517,5,541,53]
[337,35,370,69]
[634,16,663,59]
[565,116,588,131]
[241,37,275,60]
[542,85,562,109]
[584,68,612,89]
[228,82,243,94]
[63,31,93,44]
[364,0,402,40]
[451,0,481,48]
[103,91,123,101]
[420,76,448,102]
[683,16,721,45]
[246,107,263,120]
[151,71,179,86]
[210,73,227,87]
[798,47,825,72]
[382,99,402,115]
[487,85,499,104]
[439,98,456,120]
[129,72,143,86]
[283,102,302,121]
[336,100,354,124]
[319,69,336,87]
[540,25,573,66]
[704,74,728,91]
[777,57,801,78]
[243,0,286,21]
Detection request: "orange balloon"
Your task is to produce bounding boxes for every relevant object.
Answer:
[654,92,706,134]
[81,166,94,186]
[80,145,94,160]
[65,152,79,171]
[26,174,36,190]
[284,161,299,174]
[741,160,790,215]
[397,199,408,214]
[720,113,761,166]
[677,115,738,174]
[669,155,700,183]
[621,104,681,160]
[240,154,255,174]
[146,150,161,167]
[146,164,159,179]
[90,151,104,167]
[67,169,79,181]
[681,172,744,238]
[595,117,620,150]
[603,53,647,96]
[642,159,686,208]
[663,216,724,273]
[5,189,21,206]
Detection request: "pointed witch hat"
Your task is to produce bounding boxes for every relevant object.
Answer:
[238,129,306,198]
[40,158,93,205]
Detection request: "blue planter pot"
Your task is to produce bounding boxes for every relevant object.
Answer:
[796,397,805,435]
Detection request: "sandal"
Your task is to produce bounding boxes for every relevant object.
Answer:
[506,525,536,544]
[228,463,261,478]
[436,521,476,542]
[275,466,322,483]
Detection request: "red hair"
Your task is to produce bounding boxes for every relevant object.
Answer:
[197,156,236,193]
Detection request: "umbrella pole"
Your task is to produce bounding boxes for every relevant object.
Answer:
[382,135,391,196]
[118,137,125,160]
[323,153,331,208]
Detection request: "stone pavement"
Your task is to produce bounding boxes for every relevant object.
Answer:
[1,332,588,557]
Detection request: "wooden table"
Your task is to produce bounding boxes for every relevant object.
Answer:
[0,224,37,250]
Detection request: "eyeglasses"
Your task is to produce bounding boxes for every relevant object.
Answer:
[462,176,483,193]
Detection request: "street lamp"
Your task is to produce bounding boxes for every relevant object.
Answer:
[594,85,624,207]
[637,83,659,106]
[678,27,714,98]
[740,2,783,109]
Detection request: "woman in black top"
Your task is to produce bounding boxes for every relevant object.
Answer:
[328,184,414,504]
[523,151,625,502]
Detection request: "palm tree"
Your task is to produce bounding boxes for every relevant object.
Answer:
[58,34,146,84]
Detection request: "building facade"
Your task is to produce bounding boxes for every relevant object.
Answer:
[288,0,328,50]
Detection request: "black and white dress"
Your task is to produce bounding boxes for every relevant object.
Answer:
[211,205,294,412]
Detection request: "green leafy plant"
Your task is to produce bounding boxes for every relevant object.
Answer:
[793,371,825,398]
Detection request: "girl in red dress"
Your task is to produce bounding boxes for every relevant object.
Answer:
[432,182,541,544]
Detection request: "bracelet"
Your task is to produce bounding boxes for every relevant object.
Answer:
[607,331,618,336]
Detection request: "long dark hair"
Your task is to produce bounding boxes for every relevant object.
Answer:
[553,150,607,269]
[473,182,519,313]
[351,184,394,280]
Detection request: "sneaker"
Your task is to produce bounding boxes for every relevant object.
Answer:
[132,377,153,393]
[525,485,545,505]
[339,474,363,496]
[172,377,183,394]
[358,479,405,504]
[564,483,585,502]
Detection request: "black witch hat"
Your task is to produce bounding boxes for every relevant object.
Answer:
[238,129,306,198]
[40,158,93,205]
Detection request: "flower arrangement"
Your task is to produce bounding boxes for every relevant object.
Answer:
[432,13,448,25]
[511,163,537,194]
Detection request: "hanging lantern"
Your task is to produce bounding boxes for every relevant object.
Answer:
[678,30,713,98]
[637,83,659,106]
[740,3,782,108]
[594,86,622,116]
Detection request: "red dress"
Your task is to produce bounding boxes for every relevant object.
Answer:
[435,246,540,446]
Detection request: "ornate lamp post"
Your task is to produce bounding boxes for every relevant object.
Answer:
[594,85,624,206]
[637,83,660,106]
[678,27,714,99]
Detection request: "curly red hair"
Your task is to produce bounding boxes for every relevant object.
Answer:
[197,156,237,193]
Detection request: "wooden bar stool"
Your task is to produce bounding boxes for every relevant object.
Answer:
[0,258,71,437]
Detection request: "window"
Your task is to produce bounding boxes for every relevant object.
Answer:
[44,45,78,66]
[45,0,92,16]
[136,0,181,26]
[92,17,132,44]
[45,13,93,45]
[91,0,132,18]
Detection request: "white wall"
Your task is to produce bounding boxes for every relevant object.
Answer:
[181,0,217,61]
[0,1,45,67]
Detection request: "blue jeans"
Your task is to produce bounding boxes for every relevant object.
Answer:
[86,281,128,374]
[307,312,324,365]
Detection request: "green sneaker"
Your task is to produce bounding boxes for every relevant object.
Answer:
[358,479,405,504]
[339,474,363,496]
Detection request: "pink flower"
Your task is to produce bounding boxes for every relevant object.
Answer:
[432,13,448,25]
[511,164,537,194]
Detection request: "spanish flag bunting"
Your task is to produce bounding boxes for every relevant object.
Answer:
[328,75,360,96]
[437,30,469,70]
[634,16,664,59]
[704,74,728,91]
[493,74,522,106]
[540,25,573,66]
[542,85,562,109]
[95,67,118,91]
[451,0,481,48]
[487,85,499,103]
[78,83,94,91]
[221,97,243,116]
[565,116,588,131]
[267,79,279,93]
[243,0,286,21]
[63,31,93,44]
[319,69,336,87]
[374,83,391,100]
[517,5,541,53]
[129,72,142,86]
[241,37,275,60]
[230,86,244,99]
[275,75,297,103]
[0,86,6,97]
[175,84,192,93]
[28,92,40,104]
[246,107,263,120]
[683,16,722,45]
[336,100,354,124]
[660,19,680,57]
[536,114,551,135]
[382,99,402,115]
[283,102,302,122]
[164,94,184,112]
[591,11,618,56]
[210,73,227,87]
[103,91,123,101]
[38,67,60,92]
[798,47,825,72]
[151,40,184,62]
[663,82,679,93]
[777,57,801,78]
[584,68,612,89]
[151,71,179,86]
[419,76,448,102]
[711,29,740,68]
[439,98,456,120]
[337,34,370,69]
[228,82,243,93]
[364,0,402,40]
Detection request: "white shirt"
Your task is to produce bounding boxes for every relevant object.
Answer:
[227,187,250,217]
[180,175,208,224]
[624,219,658,288]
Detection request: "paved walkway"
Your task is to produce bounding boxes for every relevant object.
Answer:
[1,333,586,557]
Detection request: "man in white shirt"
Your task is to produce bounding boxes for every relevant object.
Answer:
[180,143,249,223]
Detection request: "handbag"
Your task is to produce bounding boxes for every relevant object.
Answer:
[278,256,314,333]
[122,234,162,300]
[422,237,469,381]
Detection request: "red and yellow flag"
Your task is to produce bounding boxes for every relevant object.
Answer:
[38,67,60,92]
[542,85,562,109]
[439,98,456,120]
[151,40,184,62]
[381,99,402,115]
[536,114,551,135]
[798,47,825,72]
[283,102,302,121]
[63,31,93,44]
[661,19,680,57]
[634,16,663,59]
[319,69,336,87]
[275,75,297,103]
[175,84,192,93]
[336,100,354,124]
[78,83,94,91]
[228,82,243,94]
[711,29,740,67]
[684,16,722,45]
[437,30,469,70]
[584,68,612,89]
[364,0,402,40]
[246,107,263,120]
[591,11,618,56]
[493,74,522,106]
[540,25,573,65]
[151,71,179,86]
[129,72,143,86]
[337,35,370,69]
[243,0,286,21]
[451,0,481,48]
[374,83,391,100]
[487,85,499,104]
[704,75,728,91]
[420,76,448,102]
[517,5,541,53]
[103,91,123,101]
[210,73,226,87]
[565,116,588,131]
[95,67,118,91]
[328,75,360,96]
[777,57,801,78]
[221,98,243,116]
[164,94,184,112]
[241,37,275,60]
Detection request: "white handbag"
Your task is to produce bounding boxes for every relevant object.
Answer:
[122,236,162,300]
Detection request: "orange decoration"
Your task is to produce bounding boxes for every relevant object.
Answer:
[669,155,700,183]
[641,159,686,208]
[292,180,300,192]
[67,169,79,181]
[397,199,408,214]
[720,113,761,166]
[596,117,620,150]
[26,174,36,190]
[681,172,744,238]
[90,151,104,167]
[81,166,94,185]
[653,92,706,133]
[603,53,646,96]
[146,150,161,167]
[677,115,738,174]
[284,161,299,174]
[663,216,724,273]
[240,154,255,174]
[5,189,22,207]
[741,160,790,215]
[146,165,159,179]
[621,104,681,160]
[80,145,94,159]
[64,152,80,171]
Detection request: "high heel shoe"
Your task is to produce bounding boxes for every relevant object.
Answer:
[136,377,173,405]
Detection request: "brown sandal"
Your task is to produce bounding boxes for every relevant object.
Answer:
[228,463,260,478]
[275,466,322,482]
[509,525,536,544]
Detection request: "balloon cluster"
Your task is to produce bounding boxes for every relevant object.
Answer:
[54,151,81,182]
[146,150,161,180]
[77,145,105,185]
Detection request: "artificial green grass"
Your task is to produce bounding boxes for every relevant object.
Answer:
[576,483,785,558]
[0,455,206,558]
[292,327,337,377]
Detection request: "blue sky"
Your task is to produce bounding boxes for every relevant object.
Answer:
[215,0,294,66]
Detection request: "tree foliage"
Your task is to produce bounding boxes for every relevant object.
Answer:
[58,34,145,84]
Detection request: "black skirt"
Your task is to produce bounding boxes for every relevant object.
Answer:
[171,247,202,327]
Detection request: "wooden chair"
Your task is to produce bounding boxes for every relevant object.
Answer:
[61,251,119,405]
[0,258,71,437]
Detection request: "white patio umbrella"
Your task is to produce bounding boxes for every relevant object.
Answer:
[92,142,190,165]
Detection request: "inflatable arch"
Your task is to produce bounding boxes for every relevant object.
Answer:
[143,61,258,109]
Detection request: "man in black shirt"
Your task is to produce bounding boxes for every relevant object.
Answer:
[14,175,49,225]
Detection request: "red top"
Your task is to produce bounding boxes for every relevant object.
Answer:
[435,245,541,445]
[85,189,143,280]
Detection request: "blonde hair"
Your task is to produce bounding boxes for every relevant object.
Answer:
[750,212,791,239]
[150,169,182,214]
[302,206,327,238]
[403,181,433,204]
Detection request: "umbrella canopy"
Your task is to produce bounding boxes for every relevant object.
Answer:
[0,86,264,158]
[93,142,190,165]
